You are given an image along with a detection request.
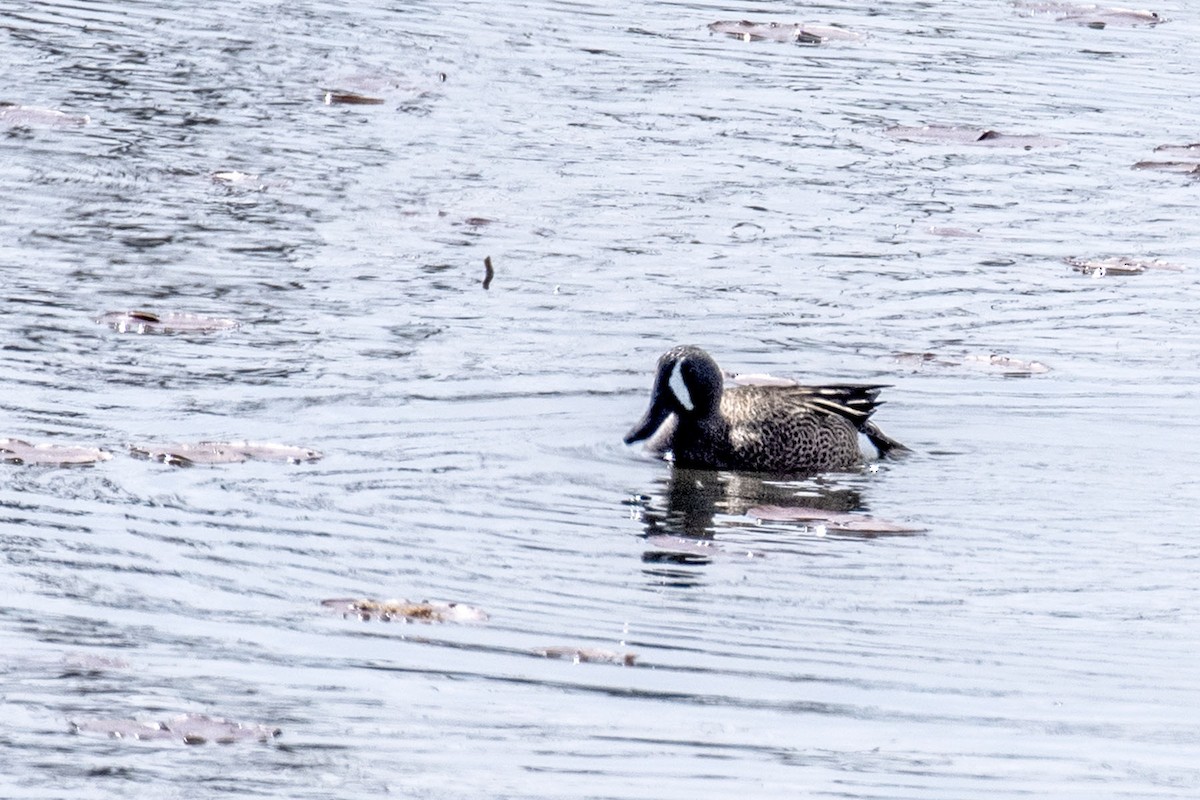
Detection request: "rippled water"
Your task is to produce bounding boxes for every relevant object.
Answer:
[3,0,1200,796]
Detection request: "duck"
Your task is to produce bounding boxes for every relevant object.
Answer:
[624,345,907,473]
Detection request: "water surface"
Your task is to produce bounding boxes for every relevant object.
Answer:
[3,0,1200,797]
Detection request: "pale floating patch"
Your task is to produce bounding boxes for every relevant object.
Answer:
[1065,256,1184,277]
[0,439,112,466]
[96,310,239,334]
[534,646,637,666]
[0,103,89,128]
[71,713,280,744]
[210,170,267,191]
[885,125,1066,149]
[668,360,694,411]
[892,351,1050,376]
[926,226,984,238]
[210,170,255,184]
[643,534,765,561]
[746,505,925,534]
[321,598,488,623]
[961,354,1052,376]
[1014,2,1163,27]
[1132,160,1200,175]
[708,20,862,44]
[1058,8,1162,27]
[129,441,323,466]
[61,653,131,673]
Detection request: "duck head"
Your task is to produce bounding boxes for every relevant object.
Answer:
[624,345,724,445]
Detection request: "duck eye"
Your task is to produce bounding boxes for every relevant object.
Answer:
[668,359,695,411]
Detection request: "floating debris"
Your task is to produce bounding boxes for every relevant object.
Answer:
[885,125,1065,149]
[893,352,1050,376]
[322,598,488,623]
[746,506,925,534]
[397,208,501,232]
[323,91,385,105]
[1059,10,1161,27]
[1152,142,1200,157]
[643,534,764,561]
[0,103,89,128]
[482,255,494,290]
[321,71,446,109]
[71,713,280,744]
[61,653,131,673]
[1013,2,1163,27]
[210,170,265,189]
[1132,160,1200,174]
[96,310,239,335]
[1065,256,1185,276]
[961,354,1050,376]
[129,441,323,466]
[926,226,983,238]
[534,646,637,666]
[0,439,112,467]
[708,20,862,44]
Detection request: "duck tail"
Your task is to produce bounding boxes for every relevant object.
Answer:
[862,421,910,458]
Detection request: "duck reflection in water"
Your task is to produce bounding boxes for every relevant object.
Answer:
[634,468,866,541]
[630,469,869,586]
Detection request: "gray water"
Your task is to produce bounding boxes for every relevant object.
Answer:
[3,0,1200,796]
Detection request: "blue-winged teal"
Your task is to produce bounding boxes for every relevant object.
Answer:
[624,346,907,473]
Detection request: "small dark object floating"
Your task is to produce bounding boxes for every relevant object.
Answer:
[71,713,280,744]
[482,256,494,290]
[0,438,111,466]
[322,598,488,623]
[97,310,239,334]
[130,441,323,466]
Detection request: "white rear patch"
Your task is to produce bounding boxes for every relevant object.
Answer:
[668,360,694,411]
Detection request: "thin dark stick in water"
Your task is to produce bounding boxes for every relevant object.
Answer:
[482,256,494,290]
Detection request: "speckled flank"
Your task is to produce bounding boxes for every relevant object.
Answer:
[626,346,906,474]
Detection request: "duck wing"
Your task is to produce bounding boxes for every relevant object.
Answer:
[771,384,887,426]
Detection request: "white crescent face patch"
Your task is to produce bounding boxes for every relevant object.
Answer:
[668,359,694,411]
